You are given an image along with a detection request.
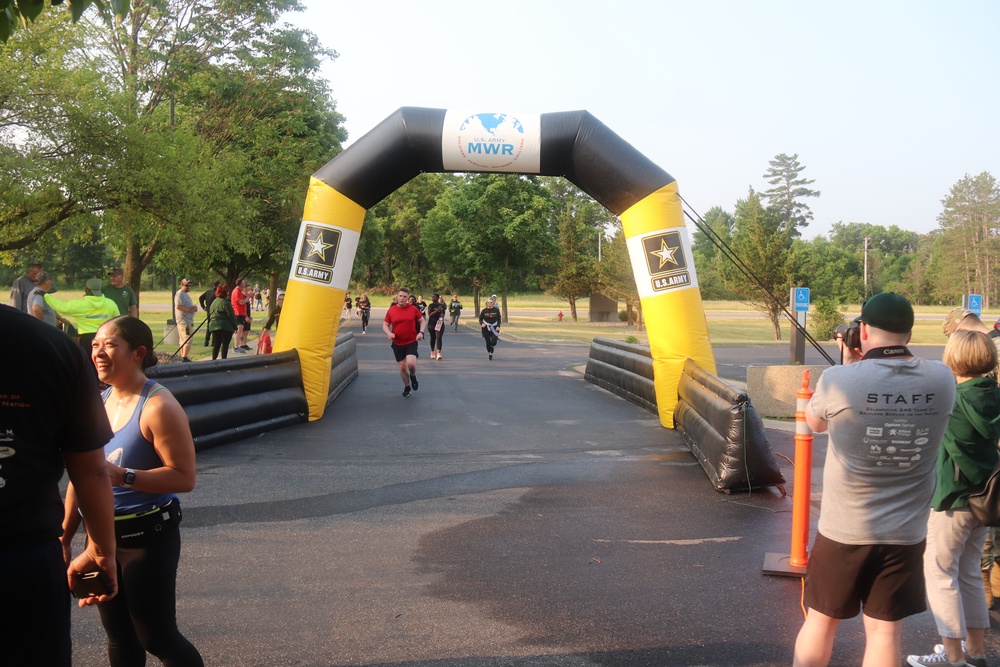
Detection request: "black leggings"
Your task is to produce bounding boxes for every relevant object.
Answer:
[360,309,370,330]
[428,323,444,352]
[98,527,203,667]
[482,329,498,353]
[211,330,233,360]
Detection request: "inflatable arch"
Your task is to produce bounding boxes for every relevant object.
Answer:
[275,108,717,428]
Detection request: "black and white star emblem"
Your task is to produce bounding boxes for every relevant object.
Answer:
[642,231,686,275]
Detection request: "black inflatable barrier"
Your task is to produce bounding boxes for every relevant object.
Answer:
[327,333,358,405]
[146,350,308,450]
[584,338,657,413]
[584,338,785,493]
[675,359,786,493]
[145,334,359,450]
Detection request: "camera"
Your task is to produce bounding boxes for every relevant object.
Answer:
[834,322,862,349]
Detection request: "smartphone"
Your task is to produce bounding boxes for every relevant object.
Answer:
[71,570,112,599]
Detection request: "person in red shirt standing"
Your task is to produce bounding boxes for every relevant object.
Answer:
[231,279,250,352]
[382,287,426,397]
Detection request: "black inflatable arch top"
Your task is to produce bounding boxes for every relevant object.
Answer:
[314,108,675,216]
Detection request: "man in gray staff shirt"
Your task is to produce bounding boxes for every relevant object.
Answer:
[792,292,957,667]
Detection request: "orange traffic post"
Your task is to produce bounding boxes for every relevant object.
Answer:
[789,370,814,568]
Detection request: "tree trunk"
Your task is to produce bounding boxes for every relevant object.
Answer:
[568,296,577,322]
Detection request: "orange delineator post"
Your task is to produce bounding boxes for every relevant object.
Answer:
[789,370,814,568]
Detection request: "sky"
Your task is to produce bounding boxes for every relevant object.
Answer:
[284,0,999,240]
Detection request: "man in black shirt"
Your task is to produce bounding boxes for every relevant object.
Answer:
[0,308,118,665]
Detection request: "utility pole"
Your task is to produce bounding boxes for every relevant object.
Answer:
[863,237,869,296]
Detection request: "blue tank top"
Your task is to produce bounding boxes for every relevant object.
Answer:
[103,379,179,514]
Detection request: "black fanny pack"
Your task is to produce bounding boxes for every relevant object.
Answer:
[114,500,182,544]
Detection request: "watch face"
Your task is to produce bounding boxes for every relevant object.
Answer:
[124,470,136,486]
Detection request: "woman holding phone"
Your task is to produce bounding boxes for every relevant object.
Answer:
[62,316,203,666]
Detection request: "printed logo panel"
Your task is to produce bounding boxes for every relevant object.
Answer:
[642,230,692,292]
[625,227,698,299]
[442,111,541,173]
[288,221,360,289]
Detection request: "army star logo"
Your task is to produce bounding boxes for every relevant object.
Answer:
[306,233,334,262]
[641,231,686,276]
[649,239,678,271]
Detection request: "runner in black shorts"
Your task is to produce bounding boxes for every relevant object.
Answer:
[382,288,425,397]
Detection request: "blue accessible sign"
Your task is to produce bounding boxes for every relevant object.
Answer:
[793,287,810,312]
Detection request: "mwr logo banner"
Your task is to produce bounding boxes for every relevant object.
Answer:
[442,111,541,173]
[626,228,698,298]
[288,221,360,289]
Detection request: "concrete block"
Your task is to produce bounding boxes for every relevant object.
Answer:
[746,364,827,419]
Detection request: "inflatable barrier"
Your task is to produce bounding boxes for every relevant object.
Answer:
[584,339,785,493]
[279,107,716,426]
[584,337,657,414]
[147,333,358,450]
[675,359,786,493]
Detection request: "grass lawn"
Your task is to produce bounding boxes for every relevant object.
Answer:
[130,291,960,360]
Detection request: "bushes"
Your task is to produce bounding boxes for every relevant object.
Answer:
[810,297,846,341]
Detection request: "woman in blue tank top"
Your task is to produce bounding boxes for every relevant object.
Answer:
[62,316,203,666]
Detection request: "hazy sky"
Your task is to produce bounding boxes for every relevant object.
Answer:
[285,1,999,240]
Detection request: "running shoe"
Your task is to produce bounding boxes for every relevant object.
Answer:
[402,386,411,397]
[907,646,970,666]
[409,375,418,390]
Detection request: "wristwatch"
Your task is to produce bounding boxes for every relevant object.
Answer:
[122,468,136,488]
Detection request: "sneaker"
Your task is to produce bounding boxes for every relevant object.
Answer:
[409,375,418,391]
[181,357,193,363]
[402,386,411,397]
[241,345,252,351]
[932,645,987,667]
[488,353,493,360]
[361,330,366,335]
[437,353,443,359]
[907,647,967,666]
[235,347,247,353]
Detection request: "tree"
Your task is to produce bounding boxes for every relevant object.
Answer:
[932,172,1000,308]
[540,179,611,321]
[690,206,737,300]
[761,153,819,237]
[0,0,128,43]
[598,226,641,328]
[1,1,344,301]
[367,173,457,290]
[722,189,793,339]
[424,174,556,321]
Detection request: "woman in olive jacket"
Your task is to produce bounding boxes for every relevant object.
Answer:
[207,284,237,360]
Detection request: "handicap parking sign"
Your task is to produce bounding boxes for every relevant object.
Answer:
[968,294,983,316]
[793,287,810,312]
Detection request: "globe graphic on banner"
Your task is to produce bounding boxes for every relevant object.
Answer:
[456,113,526,169]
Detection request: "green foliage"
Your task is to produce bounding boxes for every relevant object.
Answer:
[624,335,638,344]
[0,0,129,43]
[809,296,846,341]
[599,227,641,327]
[761,153,820,237]
[422,174,556,317]
[722,189,793,339]
[540,179,611,318]
[691,206,737,300]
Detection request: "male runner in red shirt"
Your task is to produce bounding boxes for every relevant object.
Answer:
[382,287,426,397]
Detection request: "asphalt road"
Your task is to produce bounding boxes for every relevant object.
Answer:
[66,320,975,667]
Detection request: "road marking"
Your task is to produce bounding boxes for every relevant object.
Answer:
[594,536,742,546]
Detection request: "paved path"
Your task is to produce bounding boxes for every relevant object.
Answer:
[68,321,985,666]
